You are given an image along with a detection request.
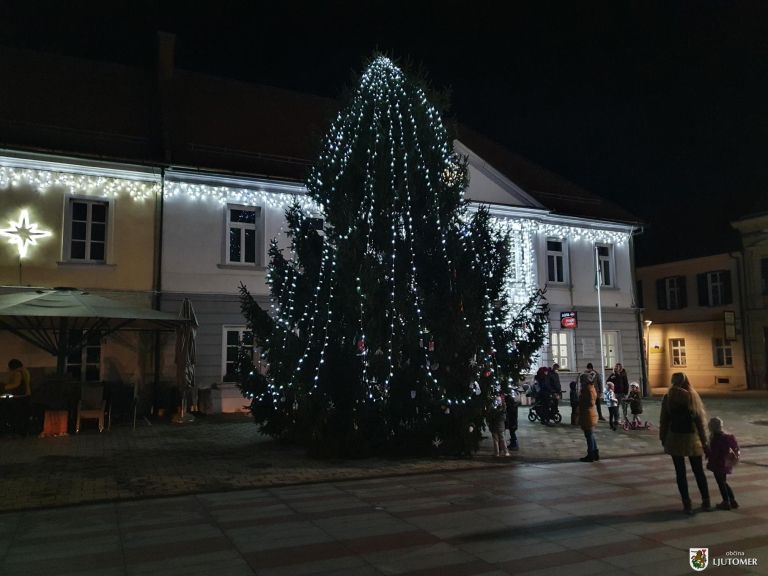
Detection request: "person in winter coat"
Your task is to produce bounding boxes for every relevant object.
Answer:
[487,392,509,457]
[505,384,520,451]
[569,381,579,426]
[659,372,711,514]
[706,417,740,510]
[585,363,605,421]
[578,373,599,462]
[605,382,619,431]
[627,382,643,425]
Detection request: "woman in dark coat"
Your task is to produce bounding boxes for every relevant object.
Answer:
[659,372,711,514]
[578,373,599,462]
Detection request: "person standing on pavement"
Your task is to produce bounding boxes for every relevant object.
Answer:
[534,367,553,425]
[706,417,740,510]
[607,363,629,421]
[505,382,520,451]
[578,372,599,462]
[659,372,711,514]
[568,380,579,425]
[585,363,605,421]
[605,382,619,431]
[549,363,562,419]
[487,391,509,457]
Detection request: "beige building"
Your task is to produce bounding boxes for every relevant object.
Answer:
[0,153,166,390]
[637,253,747,393]
[732,212,768,390]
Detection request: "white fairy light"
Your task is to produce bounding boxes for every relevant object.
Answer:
[0,165,159,200]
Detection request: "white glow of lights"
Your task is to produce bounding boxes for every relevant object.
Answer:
[0,209,52,258]
[0,166,159,200]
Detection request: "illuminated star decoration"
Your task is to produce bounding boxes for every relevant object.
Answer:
[0,209,52,258]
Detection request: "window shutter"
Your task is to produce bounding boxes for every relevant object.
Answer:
[656,279,666,310]
[697,273,708,307]
[722,270,733,305]
[678,276,688,308]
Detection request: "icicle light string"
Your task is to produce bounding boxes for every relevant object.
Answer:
[0,165,159,200]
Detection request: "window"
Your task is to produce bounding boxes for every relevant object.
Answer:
[66,330,101,382]
[656,276,687,310]
[67,199,108,261]
[697,271,732,307]
[226,205,263,265]
[670,338,686,367]
[761,258,768,295]
[550,330,571,370]
[713,338,733,367]
[222,326,261,382]
[596,244,614,287]
[602,331,620,369]
[546,238,566,283]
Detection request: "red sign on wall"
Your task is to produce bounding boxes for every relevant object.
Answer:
[560,311,577,329]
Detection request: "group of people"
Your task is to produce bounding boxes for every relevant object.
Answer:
[570,362,643,431]
[572,365,741,513]
[530,364,562,425]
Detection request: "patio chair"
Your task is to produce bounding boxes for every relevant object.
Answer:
[76,383,106,433]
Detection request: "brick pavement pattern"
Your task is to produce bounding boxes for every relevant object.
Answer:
[0,396,767,574]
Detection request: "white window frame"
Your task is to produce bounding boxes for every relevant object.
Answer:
[546,237,567,284]
[670,338,687,367]
[595,243,615,288]
[712,338,733,367]
[64,197,111,263]
[664,277,682,309]
[224,204,264,266]
[707,271,726,306]
[65,330,102,382]
[222,325,255,381]
[602,330,621,369]
[549,330,573,371]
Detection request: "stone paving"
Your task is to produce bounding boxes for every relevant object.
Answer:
[0,395,767,575]
[0,396,767,513]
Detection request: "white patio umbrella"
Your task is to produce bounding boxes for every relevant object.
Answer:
[173,298,198,423]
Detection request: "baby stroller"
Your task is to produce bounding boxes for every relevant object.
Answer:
[528,394,562,424]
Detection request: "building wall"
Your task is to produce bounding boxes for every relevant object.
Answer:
[161,177,309,296]
[0,156,162,384]
[647,321,747,390]
[732,214,768,389]
[0,174,158,291]
[637,253,748,391]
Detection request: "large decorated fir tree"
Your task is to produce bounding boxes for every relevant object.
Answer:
[238,56,548,457]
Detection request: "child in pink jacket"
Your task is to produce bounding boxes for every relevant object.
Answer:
[706,417,740,510]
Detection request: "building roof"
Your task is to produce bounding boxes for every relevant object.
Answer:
[0,44,637,224]
[456,125,638,224]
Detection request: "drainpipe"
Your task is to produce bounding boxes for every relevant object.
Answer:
[729,251,751,389]
[629,226,649,396]
[152,170,165,415]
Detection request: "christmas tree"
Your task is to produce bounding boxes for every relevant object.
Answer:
[238,56,548,457]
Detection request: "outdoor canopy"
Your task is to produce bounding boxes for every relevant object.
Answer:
[0,287,187,375]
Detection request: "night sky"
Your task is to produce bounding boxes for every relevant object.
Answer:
[1,0,767,265]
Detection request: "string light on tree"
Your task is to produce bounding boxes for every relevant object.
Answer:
[236,56,548,457]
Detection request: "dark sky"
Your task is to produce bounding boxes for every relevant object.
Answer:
[1,0,767,265]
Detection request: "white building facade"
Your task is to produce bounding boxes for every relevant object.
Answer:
[157,140,641,411]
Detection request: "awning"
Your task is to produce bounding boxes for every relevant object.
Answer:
[0,288,186,374]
